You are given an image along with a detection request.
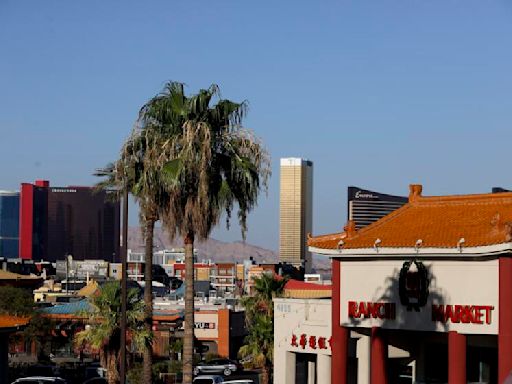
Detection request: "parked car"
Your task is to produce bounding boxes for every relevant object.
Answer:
[193,376,225,384]
[193,359,243,376]
[224,381,254,384]
[11,378,67,384]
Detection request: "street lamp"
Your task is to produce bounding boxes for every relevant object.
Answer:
[119,186,129,383]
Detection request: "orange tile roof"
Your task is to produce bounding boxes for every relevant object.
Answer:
[0,315,29,329]
[308,185,512,250]
[283,279,332,299]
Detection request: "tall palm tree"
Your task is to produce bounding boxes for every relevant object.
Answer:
[96,127,171,383]
[239,273,287,384]
[136,82,271,384]
[75,281,149,384]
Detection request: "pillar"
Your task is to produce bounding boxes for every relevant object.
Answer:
[448,331,466,384]
[307,360,316,384]
[285,351,296,384]
[317,354,331,384]
[217,308,230,357]
[357,334,371,384]
[332,259,349,384]
[500,257,512,383]
[371,327,387,384]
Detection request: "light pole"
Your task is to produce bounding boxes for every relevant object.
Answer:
[119,186,128,384]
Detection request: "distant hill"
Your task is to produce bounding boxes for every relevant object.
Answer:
[127,226,332,278]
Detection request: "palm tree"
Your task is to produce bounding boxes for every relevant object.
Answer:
[95,126,171,383]
[239,273,287,384]
[135,82,271,384]
[75,281,149,384]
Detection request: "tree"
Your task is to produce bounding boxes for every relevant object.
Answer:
[0,286,54,361]
[74,281,149,384]
[136,82,271,384]
[0,286,34,317]
[95,125,171,383]
[239,273,287,384]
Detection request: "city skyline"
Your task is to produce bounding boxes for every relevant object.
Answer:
[2,2,512,252]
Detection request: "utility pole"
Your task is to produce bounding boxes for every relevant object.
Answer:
[120,187,128,383]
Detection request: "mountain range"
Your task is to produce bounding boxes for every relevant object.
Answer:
[127,226,332,277]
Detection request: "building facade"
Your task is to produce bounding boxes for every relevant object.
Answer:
[347,186,407,230]
[19,180,120,262]
[0,191,19,258]
[279,158,313,272]
[308,185,512,384]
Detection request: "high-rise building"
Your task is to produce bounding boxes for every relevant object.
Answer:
[347,186,407,230]
[279,158,313,272]
[19,180,120,262]
[0,191,20,258]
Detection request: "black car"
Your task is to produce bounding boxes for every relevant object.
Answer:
[193,359,243,376]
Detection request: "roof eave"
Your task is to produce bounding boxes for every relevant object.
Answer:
[309,242,512,258]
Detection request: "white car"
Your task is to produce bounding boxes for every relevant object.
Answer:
[193,376,225,384]
[11,378,67,384]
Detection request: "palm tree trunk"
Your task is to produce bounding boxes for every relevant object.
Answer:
[107,351,120,384]
[182,232,195,384]
[261,364,270,384]
[143,218,155,384]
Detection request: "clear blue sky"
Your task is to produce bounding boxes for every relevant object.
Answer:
[2,1,512,251]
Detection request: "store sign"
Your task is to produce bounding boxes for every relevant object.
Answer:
[194,322,216,329]
[290,333,331,350]
[340,260,499,335]
[348,301,396,319]
[432,304,494,325]
[348,301,494,325]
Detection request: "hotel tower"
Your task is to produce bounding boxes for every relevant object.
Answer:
[279,158,313,273]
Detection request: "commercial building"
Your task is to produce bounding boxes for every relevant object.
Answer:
[19,180,120,262]
[347,186,407,230]
[279,158,313,272]
[0,191,19,258]
[308,185,512,384]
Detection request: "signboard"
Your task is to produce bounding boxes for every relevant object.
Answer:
[340,259,499,335]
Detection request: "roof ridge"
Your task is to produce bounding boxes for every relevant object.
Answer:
[416,192,512,203]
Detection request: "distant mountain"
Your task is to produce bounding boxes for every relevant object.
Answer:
[128,227,278,264]
[127,226,332,278]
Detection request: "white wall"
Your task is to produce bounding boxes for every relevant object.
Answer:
[339,259,499,335]
[274,298,331,384]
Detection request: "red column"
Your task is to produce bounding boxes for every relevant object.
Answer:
[499,257,512,382]
[19,183,34,259]
[371,327,387,384]
[332,259,348,384]
[448,331,466,384]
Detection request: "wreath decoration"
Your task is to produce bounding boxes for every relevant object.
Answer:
[398,259,429,312]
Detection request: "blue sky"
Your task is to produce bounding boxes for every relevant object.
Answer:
[2,1,512,251]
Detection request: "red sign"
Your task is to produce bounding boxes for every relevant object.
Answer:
[432,304,494,325]
[348,301,396,320]
[290,333,330,350]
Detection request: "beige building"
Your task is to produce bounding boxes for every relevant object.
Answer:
[279,157,313,272]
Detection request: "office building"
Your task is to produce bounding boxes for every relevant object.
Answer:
[0,191,19,258]
[347,186,407,230]
[279,158,313,272]
[19,180,120,262]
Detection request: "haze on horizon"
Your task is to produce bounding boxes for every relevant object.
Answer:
[2,1,512,252]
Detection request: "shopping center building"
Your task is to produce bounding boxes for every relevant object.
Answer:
[307,185,512,384]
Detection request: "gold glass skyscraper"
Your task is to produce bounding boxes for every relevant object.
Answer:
[279,158,313,273]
